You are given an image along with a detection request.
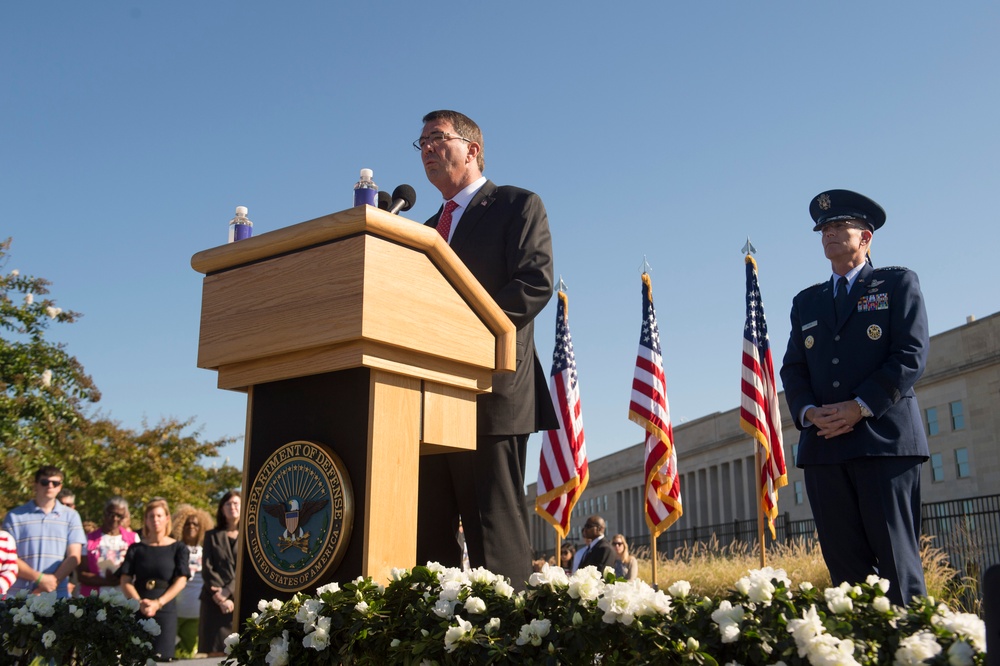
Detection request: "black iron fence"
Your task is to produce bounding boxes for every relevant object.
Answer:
[623,493,1000,586]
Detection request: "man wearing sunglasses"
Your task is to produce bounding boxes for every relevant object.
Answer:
[414,110,557,588]
[2,465,86,598]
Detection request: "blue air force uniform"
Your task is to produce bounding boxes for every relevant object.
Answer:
[780,189,929,606]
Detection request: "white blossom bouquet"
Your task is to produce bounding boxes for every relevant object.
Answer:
[0,588,158,666]
[221,564,986,665]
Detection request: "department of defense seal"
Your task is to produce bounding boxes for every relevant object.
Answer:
[245,440,354,592]
[867,325,882,341]
[804,335,815,349]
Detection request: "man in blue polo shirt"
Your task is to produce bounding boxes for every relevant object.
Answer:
[2,465,86,598]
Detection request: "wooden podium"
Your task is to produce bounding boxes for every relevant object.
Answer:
[190,205,513,619]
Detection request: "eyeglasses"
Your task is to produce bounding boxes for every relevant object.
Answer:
[106,511,127,520]
[38,478,63,487]
[612,541,625,547]
[186,521,200,528]
[412,131,472,151]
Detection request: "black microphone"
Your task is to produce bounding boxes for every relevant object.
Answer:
[387,184,416,215]
[377,190,392,211]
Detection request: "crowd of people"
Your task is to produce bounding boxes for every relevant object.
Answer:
[532,514,639,582]
[1,465,241,662]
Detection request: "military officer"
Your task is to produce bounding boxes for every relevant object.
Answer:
[780,189,930,606]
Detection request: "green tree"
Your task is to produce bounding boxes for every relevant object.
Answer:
[0,238,242,519]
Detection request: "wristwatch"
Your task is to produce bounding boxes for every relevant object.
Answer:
[854,397,873,418]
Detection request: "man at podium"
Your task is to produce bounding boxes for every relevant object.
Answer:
[414,110,558,587]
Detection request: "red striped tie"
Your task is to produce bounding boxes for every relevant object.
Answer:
[436,200,459,241]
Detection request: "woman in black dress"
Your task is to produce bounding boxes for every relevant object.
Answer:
[200,490,241,657]
[120,498,189,662]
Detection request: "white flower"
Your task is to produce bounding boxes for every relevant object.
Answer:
[131,636,142,646]
[516,618,552,647]
[528,563,569,589]
[390,638,401,648]
[567,566,604,602]
[711,600,746,644]
[432,598,457,619]
[354,600,369,614]
[786,605,825,657]
[41,630,57,648]
[303,616,331,651]
[96,608,107,622]
[947,640,975,666]
[824,584,854,615]
[265,630,291,666]
[224,633,241,655]
[668,580,691,598]
[493,579,515,598]
[390,568,408,581]
[40,369,52,387]
[295,598,323,629]
[10,269,18,276]
[485,617,501,634]
[315,582,340,596]
[45,306,62,319]
[443,615,474,653]
[687,637,700,651]
[464,596,486,614]
[894,631,942,665]
[799,581,814,592]
[866,574,891,594]
[25,293,33,305]
[873,596,892,613]
[139,617,161,636]
[932,610,986,651]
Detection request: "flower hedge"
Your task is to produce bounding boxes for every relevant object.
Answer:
[222,564,986,665]
[0,588,158,666]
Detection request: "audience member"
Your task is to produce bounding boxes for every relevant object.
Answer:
[172,504,212,659]
[120,498,189,662]
[2,465,85,597]
[200,490,240,658]
[571,535,591,573]
[1,530,19,596]
[78,496,139,597]
[611,534,638,581]
[578,515,616,571]
[560,542,576,574]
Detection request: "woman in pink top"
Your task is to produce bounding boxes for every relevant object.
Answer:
[77,496,139,597]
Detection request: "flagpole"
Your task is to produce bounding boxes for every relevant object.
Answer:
[755,442,767,568]
[651,531,658,588]
[556,533,562,569]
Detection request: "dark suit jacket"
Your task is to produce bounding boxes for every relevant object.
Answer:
[200,528,238,600]
[426,180,558,435]
[579,536,617,571]
[780,263,930,466]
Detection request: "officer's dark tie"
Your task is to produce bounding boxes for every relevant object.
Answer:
[835,276,849,324]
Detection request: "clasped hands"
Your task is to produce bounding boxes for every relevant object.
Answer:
[212,585,235,614]
[806,400,864,439]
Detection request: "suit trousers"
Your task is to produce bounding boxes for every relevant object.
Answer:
[417,434,534,589]
[804,456,926,606]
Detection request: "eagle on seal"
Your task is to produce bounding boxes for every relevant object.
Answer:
[262,498,328,540]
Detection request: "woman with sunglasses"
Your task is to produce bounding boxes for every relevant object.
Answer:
[78,496,139,597]
[611,534,638,581]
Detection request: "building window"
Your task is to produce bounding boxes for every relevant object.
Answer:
[925,407,939,436]
[950,401,965,431]
[930,453,944,482]
[794,481,804,505]
[792,444,799,466]
[955,448,970,478]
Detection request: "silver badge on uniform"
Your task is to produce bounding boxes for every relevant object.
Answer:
[818,193,831,210]
[867,325,882,340]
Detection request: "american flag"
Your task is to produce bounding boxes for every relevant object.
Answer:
[739,254,788,539]
[536,290,589,539]
[628,273,682,536]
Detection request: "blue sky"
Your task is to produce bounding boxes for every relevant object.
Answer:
[3,2,998,492]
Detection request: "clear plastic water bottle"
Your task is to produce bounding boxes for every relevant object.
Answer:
[228,206,253,243]
[353,168,378,207]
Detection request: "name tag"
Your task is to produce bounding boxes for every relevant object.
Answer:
[801,320,818,331]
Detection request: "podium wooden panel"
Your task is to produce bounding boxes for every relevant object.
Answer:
[191,206,514,620]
